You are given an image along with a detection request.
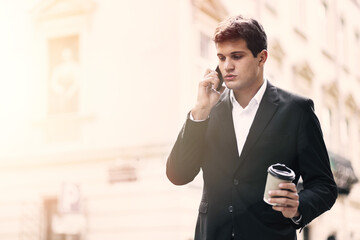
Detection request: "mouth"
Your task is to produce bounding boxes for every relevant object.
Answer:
[224,74,237,80]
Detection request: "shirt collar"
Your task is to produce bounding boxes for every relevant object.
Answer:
[230,78,268,108]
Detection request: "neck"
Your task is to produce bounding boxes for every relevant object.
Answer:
[233,77,264,108]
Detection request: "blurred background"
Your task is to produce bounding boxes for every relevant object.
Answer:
[0,0,359,239]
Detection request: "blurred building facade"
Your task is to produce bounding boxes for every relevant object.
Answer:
[0,0,359,239]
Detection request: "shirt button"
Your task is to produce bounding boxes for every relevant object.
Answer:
[233,179,239,185]
[228,206,233,213]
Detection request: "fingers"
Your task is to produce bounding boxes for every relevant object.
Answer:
[268,194,299,207]
[269,192,299,219]
[202,68,220,91]
[203,68,214,77]
[269,189,298,199]
[271,205,298,214]
[278,183,297,192]
[269,183,298,204]
[267,182,300,218]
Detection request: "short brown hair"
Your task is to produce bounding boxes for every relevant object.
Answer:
[213,15,267,57]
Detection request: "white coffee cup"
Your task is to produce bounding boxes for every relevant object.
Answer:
[263,163,295,205]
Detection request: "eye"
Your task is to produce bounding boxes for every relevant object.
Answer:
[232,55,243,60]
[218,56,226,61]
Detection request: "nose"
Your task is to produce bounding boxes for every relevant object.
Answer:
[224,59,234,72]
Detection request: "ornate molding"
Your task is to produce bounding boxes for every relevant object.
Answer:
[265,1,278,16]
[32,0,96,21]
[292,61,314,84]
[322,81,339,102]
[321,49,335,63]
[345,94,358,113]
[270,39,285,67]
[192,0,228,22]
[293,27,307,42]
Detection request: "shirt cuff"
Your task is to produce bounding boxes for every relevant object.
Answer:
[189,112,209,122]
[291,214,302,225]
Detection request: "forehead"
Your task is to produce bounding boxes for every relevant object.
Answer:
[215,39,250,54]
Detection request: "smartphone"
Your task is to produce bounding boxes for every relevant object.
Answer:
[215,66,224,91]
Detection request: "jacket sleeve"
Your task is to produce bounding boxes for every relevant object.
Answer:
[296,99,338,228]
[166,115,209,185]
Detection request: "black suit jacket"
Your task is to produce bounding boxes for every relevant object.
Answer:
[166,82,337,240]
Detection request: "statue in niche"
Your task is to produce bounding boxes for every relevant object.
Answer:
[48,37,80,115]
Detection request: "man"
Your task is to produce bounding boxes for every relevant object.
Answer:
[166,15,337,239]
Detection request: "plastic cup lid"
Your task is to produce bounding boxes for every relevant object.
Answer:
[267,163,295,181]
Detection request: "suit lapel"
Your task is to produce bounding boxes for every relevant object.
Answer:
[213,89,239,158]
[235,82,280,170]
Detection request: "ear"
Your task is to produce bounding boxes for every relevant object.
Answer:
[258,50,268,66]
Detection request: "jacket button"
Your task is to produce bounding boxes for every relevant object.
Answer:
[228,206,233,213]
[233,179,239,185]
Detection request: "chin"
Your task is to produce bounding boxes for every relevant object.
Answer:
[225,82,240,90]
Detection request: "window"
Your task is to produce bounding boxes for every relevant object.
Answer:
[338,17,348,67]
[319,1,333,51]
[355,30,360,75]
[200,32,213,60]
[293,0,307,38]
[322,107,332,136]
[196,29,218,78]
[320,1,328,44]
[340,118,349,144]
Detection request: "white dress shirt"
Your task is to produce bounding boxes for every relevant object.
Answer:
[231,79,267,156]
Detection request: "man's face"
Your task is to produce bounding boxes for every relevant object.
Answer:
[216,39,264,92]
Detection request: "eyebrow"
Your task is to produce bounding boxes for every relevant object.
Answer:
[230,51,246,54]
[217,51,246,56]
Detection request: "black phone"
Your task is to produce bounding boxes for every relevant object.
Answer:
[215,66,224,91]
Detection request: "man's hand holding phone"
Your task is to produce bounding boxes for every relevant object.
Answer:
[191,67,225,121]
